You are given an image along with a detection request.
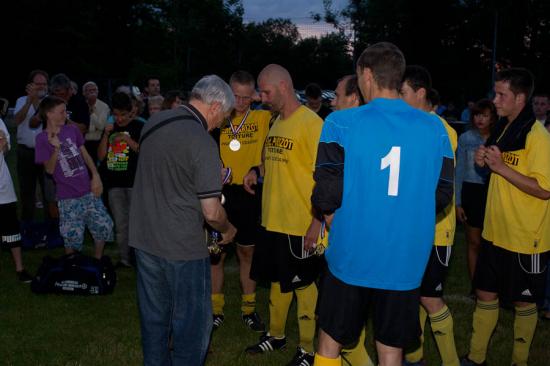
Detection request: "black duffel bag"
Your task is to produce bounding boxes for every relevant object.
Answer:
[31,253,116,295]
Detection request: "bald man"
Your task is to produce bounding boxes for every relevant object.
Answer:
[243,64,324,366]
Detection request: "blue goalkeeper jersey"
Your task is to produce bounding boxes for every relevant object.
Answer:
[316,98,453,290]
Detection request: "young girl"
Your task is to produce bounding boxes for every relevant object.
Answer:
[455,99,497,280]
[35,96,113,259]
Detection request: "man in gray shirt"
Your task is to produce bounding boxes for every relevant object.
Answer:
[130,75,236,366]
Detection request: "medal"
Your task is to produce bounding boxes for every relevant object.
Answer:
[229,139,241,151]
[227,109,250,152]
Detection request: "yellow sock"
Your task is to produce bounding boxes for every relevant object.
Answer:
[512,303,538,366]
[295,283,318,353]
[429,305,459,366]
[341,328,374,366]
[241,292,256,315]
[468,299,499,364]
[405,305,427,363]
[269,282,293,338]
[211,293,225,315]
[314,353,342,366]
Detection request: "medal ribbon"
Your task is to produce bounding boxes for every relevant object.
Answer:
[229,109,250,139]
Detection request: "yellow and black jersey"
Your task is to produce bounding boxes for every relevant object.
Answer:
[435,115,457,246]
[219,109,271,185]
[262,106,323,236]
[483,121,550,254]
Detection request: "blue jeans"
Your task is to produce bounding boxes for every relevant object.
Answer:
[136,249,212,366]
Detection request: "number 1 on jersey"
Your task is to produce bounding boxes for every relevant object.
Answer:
[380,146,401,196]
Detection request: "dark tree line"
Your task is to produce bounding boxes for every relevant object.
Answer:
[1,0,352,104]
[322,0,550,103]
[2,0,548,106]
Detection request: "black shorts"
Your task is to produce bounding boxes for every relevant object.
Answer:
[419,245,452,297]
[461,182,488,229]
[317,269,420,349]
[250,228,321,292]
[222,184,261,246]
[473,240,549,303]
[0,202,22,248]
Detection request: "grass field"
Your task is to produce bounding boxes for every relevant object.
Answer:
[1,124,550,365]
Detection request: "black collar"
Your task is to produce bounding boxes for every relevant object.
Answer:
[486,105,536,152]
[181,103,208,131]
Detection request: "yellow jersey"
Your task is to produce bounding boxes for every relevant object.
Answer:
[219,109,271,185]
[262,105,323,236]
[435,116,457,246]
[483,122,550,254]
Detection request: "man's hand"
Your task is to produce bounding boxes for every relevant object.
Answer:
[456,206,467,223]
[91,174,103,197]
[26,83,40,104]
[304,218,322,252]
[243,169,258,195]
[219,223,237,244]
[484,145,506,175]
[474,145,488,168]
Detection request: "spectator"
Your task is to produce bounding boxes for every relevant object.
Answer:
[83,81,110,163]
[461,100,475,122]
[13,69,49,246]
[141,77,161,119]
[98,92,143,268]
[49,73,90,135]
[147,95,164,117]
[35,96,113,259]
[162,90,186,110]
[455,99,496,281]
[532,92,549,126]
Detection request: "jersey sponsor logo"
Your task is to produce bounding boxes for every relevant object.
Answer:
[502,151,519,166]
[265,136,294,151]
[222,123,258,134]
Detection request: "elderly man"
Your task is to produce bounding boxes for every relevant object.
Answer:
[83,81,110,163]
[129,75,237,366]
[243,64,324,366]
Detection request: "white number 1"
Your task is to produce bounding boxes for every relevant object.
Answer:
[380,146,401,196]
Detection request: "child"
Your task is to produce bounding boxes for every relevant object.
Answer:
[35,96,113,259]
[98,92,143,267]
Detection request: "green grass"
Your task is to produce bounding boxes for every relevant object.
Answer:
[1,124,550,365]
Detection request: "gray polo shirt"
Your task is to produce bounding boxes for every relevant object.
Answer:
[129,104,221,261]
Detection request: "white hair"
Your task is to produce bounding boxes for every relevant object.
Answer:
[191,75,235,113]
[82,81,98,92]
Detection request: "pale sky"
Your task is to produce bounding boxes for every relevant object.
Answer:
[242,0,349,37]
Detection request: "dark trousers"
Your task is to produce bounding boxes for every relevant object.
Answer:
[17,146,47,221]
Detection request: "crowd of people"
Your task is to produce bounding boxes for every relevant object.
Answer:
[1,41,550,366]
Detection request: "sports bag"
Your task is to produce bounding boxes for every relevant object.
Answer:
[31,253,116,295]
